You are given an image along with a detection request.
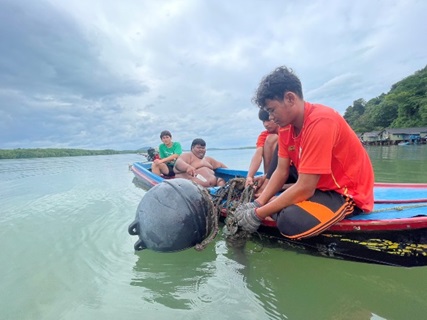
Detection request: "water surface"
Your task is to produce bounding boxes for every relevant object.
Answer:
[1,146,427,320]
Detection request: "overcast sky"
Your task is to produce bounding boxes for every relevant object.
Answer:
[1,0,426,150]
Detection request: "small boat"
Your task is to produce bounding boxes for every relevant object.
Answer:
[398,141,410,146]
[130,161,427,267]
[130,161,260,190]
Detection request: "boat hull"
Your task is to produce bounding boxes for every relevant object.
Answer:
[130,161,427,267]
[250,222,427,267]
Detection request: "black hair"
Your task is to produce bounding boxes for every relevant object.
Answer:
[160,130,172,139]
[258,108,270,122]
[191,138,206,149]
[252,66,303,108]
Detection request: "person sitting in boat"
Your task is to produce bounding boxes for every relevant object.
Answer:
[253,144,299,198]
[173,138,227,187]
[245,108,279,188]
[246,108,298,196]
[234,66,374,239]
[151,130,182,177]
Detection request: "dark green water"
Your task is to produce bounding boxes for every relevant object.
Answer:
[367,145,427,183]
[1,146,426,320]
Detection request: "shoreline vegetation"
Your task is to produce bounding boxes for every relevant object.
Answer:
[344,65,426,132]
[0,147,256,160]
[0,148,133,159]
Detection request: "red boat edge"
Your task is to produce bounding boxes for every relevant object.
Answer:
[131,161,427,267]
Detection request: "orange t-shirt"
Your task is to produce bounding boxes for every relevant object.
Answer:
[256,130,270,148]
[278,102,374,212]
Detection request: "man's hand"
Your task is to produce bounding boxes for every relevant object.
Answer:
[233,201,262,233]
[233,201,261,220]
[245,176,254,187]
[236,208,262,233]
[186,165,196,176]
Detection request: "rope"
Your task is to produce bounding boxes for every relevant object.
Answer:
[372,203,427,213]
[194,186,219,251]
[196,178,426,266]
[194,178,255,250]
[211,178,258,239]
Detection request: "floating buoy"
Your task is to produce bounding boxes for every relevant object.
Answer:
[128,178,215,252]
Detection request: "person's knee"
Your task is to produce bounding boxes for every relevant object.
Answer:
[276,194,351,239]
[264,135,278,152]
[262,135,278,170]
[151,163,159,173]
[265,134,278,144]
[276,206,321,239]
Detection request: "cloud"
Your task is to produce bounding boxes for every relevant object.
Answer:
[0,0,426,150]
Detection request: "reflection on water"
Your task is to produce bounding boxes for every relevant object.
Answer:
[130,239,287,319]
[367,145,427,182]
[368,144,426,160]
[131,242,224,310]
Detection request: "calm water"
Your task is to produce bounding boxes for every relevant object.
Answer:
[1,146,427,320]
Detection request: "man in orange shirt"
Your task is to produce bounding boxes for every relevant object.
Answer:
[235,66,374,239]
[245,109,279,188]
[246,109,298,196]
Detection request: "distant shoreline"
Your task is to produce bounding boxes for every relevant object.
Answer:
[0,147,255,159]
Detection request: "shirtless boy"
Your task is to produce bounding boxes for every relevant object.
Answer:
[173,138,227,187]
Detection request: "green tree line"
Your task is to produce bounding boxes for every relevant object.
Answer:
[0,148,137,159]
[344,65,427,133]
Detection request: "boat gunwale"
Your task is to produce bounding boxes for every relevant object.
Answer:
[131,161,427,232]
[259,215,427,232]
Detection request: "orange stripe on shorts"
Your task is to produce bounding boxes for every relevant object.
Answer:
[284,199,354,239]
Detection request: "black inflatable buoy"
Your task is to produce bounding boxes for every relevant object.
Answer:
[128,178,214,252]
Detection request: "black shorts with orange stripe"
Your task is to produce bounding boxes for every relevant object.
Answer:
[275,190,362,239]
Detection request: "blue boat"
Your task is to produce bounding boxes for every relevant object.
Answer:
[130,161,427,267]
